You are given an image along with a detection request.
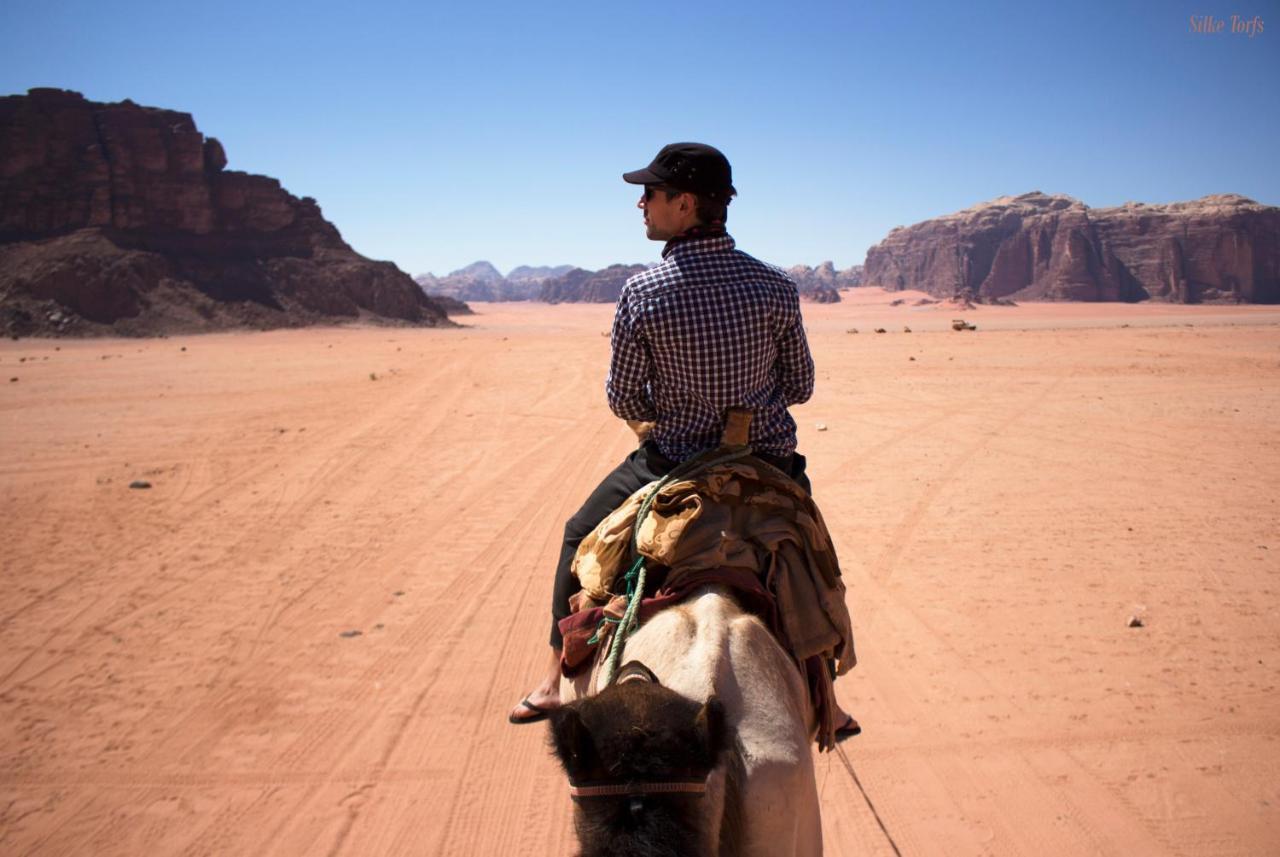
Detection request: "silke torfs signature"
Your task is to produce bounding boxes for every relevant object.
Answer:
[1189,14,1264,37]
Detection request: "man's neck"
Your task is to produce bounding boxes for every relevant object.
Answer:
[661,223,728,257]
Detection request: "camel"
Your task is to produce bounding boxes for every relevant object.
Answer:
[549,585,822,857]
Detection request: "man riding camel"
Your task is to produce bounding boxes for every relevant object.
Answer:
[509,142,857,738]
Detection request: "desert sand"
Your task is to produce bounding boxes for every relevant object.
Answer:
[1,291,1278,855]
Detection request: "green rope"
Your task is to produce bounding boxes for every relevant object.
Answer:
[598,444,755,687]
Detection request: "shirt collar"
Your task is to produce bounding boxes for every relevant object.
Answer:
[661,233,736,260]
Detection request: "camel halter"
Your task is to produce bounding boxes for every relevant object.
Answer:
[569,779,707,800]
[568,664,709,801]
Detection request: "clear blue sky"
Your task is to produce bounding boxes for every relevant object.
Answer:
[3,0,1277,276]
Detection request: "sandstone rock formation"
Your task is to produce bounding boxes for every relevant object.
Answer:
[417,261,543,302]
[416,262,579,302]
[786,261,862,302]
[507,264,574,287]
[417,256,856,305]
[427,294,473,315]
[862,192,1279,303]
[0,88,452,335]
[539,264,648,303]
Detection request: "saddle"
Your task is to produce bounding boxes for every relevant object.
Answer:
[558,410,856,748]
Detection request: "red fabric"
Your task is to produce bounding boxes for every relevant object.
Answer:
[559,566,774,677]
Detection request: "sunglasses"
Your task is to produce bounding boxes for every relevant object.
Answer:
[643,185,684,201]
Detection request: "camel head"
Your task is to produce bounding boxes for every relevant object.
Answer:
[548,661,728,857]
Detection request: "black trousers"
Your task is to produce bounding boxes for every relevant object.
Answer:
[549,441,811,647]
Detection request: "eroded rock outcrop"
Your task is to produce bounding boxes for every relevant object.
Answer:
[414,261,557,302]
[862,192,1279,303]
[0,88,452,335]
[507,264,574,286]
[427,294,473,315]
[417,256,856,305]
[539,264,648,303]
[786,261,862,302]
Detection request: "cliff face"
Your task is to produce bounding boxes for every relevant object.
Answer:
[507,264,574,285]
[418,260,648,304]
[415,261,556,302]
[539,264,648,303]
[0,88,451,335]
[416,263,598,302]
[861,192,1280,303]
[786,261,862,303]
[416,256,860,305]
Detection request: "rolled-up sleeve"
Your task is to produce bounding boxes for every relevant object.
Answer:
[605,287,658,420]
[775,288,815,406]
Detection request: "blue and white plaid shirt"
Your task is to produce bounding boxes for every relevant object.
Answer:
[606,234,815,460]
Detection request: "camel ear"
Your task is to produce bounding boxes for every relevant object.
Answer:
[548,705,595,775]
[695,695,727,765]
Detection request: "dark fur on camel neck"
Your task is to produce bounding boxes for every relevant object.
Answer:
[548,664,734,857]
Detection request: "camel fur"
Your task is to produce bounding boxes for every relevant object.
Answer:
[551,585,822,856]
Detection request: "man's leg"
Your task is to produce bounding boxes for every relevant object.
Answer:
[509,443,674,723]
[547,446,673,646]
[788,451,813,496]
[786,452,858,737]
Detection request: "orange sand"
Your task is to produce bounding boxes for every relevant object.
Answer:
[2,292,1278,855]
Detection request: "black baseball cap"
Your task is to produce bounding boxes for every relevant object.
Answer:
[623,142,736,198]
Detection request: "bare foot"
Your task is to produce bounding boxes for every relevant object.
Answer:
[508,686,561,724]
[508,646,563,724]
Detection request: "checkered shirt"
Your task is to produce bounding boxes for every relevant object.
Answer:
[606,234,815,460]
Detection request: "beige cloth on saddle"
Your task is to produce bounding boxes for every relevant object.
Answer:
[571,458,855,675]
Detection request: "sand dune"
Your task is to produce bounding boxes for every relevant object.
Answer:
[1,295,1278,855]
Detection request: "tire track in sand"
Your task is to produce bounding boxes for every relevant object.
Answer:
[867,372,1069,588]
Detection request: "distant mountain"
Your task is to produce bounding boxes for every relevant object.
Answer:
[539,264,648,303]
[862,192,1280,303]
[415,261,564,302]
[786,261,862,303]
[447,260,504,284]
[416,261,648,303]
[508,264,574,284]
[415,257,867,306]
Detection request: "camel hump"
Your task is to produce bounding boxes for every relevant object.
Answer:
[721,408,752,446]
